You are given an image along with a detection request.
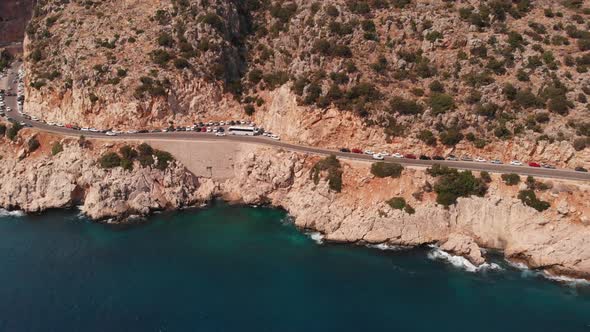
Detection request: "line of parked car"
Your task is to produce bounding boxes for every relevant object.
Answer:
[338,148,589,173]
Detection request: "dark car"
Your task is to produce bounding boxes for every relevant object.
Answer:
[404,154,417,159]
[433,156,444,160]
[138,130,149,133]
[575,167,588,172]
[419,155,431,160]
[340,148,351,153]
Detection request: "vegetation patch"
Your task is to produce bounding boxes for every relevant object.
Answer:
[427,164,488,207]
[371,162,404,178]
[311,155,343,192]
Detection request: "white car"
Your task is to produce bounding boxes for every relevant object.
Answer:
[81,127,90,131]
[392,153,403,158]
[31,116,39,121]
[474,157,486,162]
[490,159,503,164]
[56,123,64,127]
[372,153,385,160]
[47,122,56,126]
[215,132,226,136]
[105,131,117,136]
[510,160,523,166]
[364,150,374,155]
[89,128,99,132]
[270,134,280,140]
[219,121,225,126]
[206,127,212,133]
[379,152,390,157]
[127,130,138,134]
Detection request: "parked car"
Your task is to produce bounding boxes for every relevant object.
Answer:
[541,163,555,169]
[392,153,403,158]
[446,155,457,161]
[364,150,374,155]
[474,157,486,162]
[215,132,226,136]
[433,156,444,161]
[200,127,207,132]
[372,153,384,160]
[351,148,362,154]
[490,159,503,164]
[575,166,588,172]
[404,154,417,159]
[105,131,117,136]
[270,134,280,140]
[510,160,523,166]
[461,155,473,161]
[419,155,431,160]
[528,162,541,168]
[340,148,351,153]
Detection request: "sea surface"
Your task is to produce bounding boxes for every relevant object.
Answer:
[1,204,589,332]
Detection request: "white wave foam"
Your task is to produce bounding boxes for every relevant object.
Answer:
[366,243,409,251]
[506,259,590,286]
[428,247,502,273]
[0,209,25,217]
[306,231,324,244]
[279,215,294,226]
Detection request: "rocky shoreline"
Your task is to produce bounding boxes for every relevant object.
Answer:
[0,132,589,281]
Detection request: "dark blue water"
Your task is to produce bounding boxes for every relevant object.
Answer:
[1,204,589,332]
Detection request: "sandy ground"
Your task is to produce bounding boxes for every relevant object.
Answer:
[147,139,257,180]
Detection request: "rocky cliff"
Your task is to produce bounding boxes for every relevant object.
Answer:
[1,128,589,279]
[20,0,590,167]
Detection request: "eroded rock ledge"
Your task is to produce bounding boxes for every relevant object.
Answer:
[0,135,589,280]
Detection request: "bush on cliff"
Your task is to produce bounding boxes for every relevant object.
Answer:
[371,162,404,178]
[0,124,6,136]
[386,197,415,214]
[99,152,122,169]
[51,142,63,155]
[27,138,40,152]
[6,122,22,141]
[501,173,520,185]
[518,190,550,212]
[154,150,174,170]
[427,165,488,207]
[311,155,343,192]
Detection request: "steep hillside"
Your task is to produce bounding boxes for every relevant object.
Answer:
[0,0,34,45]
[22,0,590,165]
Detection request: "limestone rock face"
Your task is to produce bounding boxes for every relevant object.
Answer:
[440,233,485,266]
[0,144,207,220]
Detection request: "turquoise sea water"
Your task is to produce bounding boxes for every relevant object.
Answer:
[0,204,589,332]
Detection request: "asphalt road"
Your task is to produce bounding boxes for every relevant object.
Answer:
[2,63,589,182]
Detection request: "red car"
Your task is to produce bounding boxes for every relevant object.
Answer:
[404,154,417,159]
[351,148,363,154]
[65,124,73,129]
[200,127,207,132]
[528,162,541,168]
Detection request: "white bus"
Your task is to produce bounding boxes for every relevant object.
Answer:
[228,126,258,136]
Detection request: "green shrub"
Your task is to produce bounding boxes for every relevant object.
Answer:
[501,173,520,185]
[387,197,406,210]
[120,145,138,160]
[371,162,404,178]
[27,138,40,152]
[154,150,174,170]
[439,128,464,146]
[417,130,437,146]
[389,96,423,115]
[429,93,455,115]
[518,190,550,212]
[433,169,487,207]
[0,124,6,136]
[480,171,492,183]
[173,58,190,69]
[51,142,63,155]
[157,32,174,47]
[99,152,122,169]
[6,122,22,141]
[244,104,255,115]
[311,155,343,192]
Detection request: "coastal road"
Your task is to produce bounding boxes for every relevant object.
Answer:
[2,64,590,182]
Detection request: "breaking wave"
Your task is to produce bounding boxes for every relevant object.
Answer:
[427,246,502,273]
[0,209,25,218]
[306,231,324,244]
[366,243,410,251]
[506,259,590,287]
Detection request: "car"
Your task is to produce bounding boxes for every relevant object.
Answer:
[105,131,117,136]
[419,155,431,160]
[215,132,226,136]
[151,129,162,133]
[200,127,207,132]
[528,162,541,168]
[219,121,225,126]
[218,127,225,132]
[446,155,457,161]
[47,122,56,126]
[379,152,390,157]
[433,156,444,160]
[392,153,404,158]
[138,130,149,133]
[127,130,138,134]
[404,154,417,159]
[372,153,384,160]
[351,148,362,154]
[474,157,486,162]
[339,148,351,153]
[461,155,473,161]
[575,166,588,172]
[541,163,555,169]
[206,127,212,132]
[510,160,523,166]
[364,150,374,155]
[31,116,39,121]
[490,159,503,164]
[270,134,280,140]
[89,128,99,132]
